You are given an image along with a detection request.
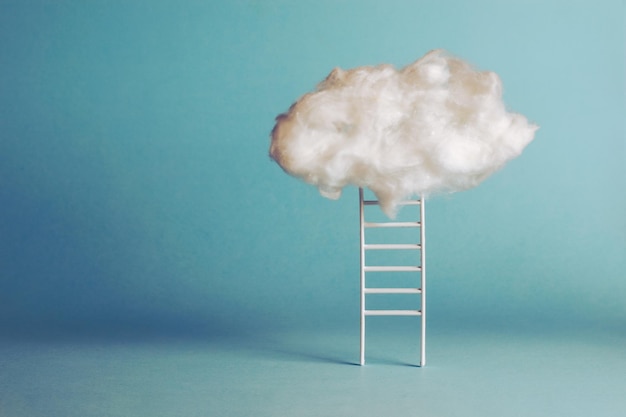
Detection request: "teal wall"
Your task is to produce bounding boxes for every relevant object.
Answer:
[1,0,624,337]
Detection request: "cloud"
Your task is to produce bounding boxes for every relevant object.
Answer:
[270,49,538,217]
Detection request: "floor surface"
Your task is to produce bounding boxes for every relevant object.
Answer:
[1,322,624,417]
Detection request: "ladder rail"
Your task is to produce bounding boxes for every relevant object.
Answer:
[359,188,366,366]
[420,195,426,367]
[359,188,426,367]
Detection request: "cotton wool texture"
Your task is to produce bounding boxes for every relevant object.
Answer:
[270,49,538,217]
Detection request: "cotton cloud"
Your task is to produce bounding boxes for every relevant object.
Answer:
[270,49,538,217]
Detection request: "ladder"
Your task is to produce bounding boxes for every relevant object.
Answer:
[359,187,426,366]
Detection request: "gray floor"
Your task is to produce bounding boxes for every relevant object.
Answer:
[1,321,624,417]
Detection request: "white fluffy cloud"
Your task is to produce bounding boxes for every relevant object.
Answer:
[270,49,538,217]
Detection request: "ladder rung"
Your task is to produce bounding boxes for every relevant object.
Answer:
[363,200,421,206]
[364,288,422,294]
[364,222,421,228]
[364,266,422,272]
[364,244,421,250]
[364,310,422,316]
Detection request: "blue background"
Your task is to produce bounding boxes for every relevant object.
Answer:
[1,1,624,416]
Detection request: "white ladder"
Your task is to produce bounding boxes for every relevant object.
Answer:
[359,188,426,366]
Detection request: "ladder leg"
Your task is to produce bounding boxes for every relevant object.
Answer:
[359,188,366,365]
[420,194,426,367]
